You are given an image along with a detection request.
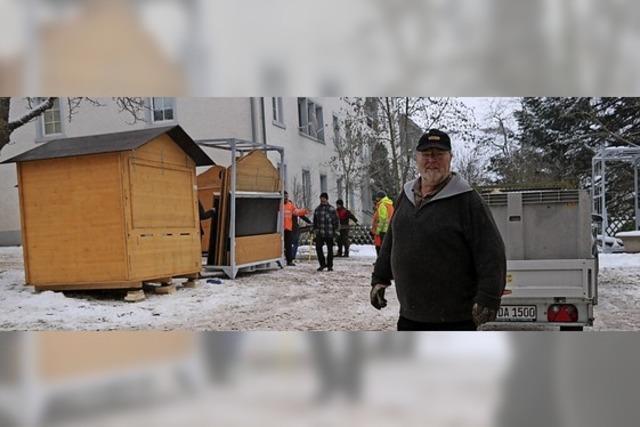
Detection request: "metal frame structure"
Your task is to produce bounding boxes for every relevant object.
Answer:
[196,138,285,279]
[592,146,640,252]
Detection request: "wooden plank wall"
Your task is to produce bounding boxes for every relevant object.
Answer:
[19,153,128,285]
[128,232,201,280]
[235,233,282,265]
[197,165,225,252]
[129,160,195,229]
[235,150,281,192]
[126,136,201,280]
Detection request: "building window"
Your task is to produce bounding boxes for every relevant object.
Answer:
[152,97,175,123]
[333,114,340,141]
[42,98,62,136]
[277,162,288,191]
[272,97,284,126]
[316,104,324,140]
[320,174,328,194]
[302,169,312,208]
[298,98,324,142]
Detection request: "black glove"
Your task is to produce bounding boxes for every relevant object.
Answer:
[472,303,497,326]
[370,284,388,310]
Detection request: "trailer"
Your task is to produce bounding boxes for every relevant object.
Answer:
[482,189,597,331]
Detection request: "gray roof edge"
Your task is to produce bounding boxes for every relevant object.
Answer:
[1,147,130,164]
[166,126,214,166]
[1,125,214,166]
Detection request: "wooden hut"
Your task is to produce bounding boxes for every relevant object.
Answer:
[1,125,213,291]
[229,150,282,266]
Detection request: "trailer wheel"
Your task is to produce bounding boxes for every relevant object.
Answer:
[560,326,583,331]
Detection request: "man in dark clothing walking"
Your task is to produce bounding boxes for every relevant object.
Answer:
[335,199,358,257]
[313,192,339,272]
[370,129,506,331]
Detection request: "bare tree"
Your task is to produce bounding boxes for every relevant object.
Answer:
[453,144,489,187]
[329,98,371,210]
[1,97,55,153]
[479,98,518,159]
[371,97,478,195]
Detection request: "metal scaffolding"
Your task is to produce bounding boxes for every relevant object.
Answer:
[592,146,640,252]
[196,138,285,278]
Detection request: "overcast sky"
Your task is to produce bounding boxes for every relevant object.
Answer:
[461,97,519,127]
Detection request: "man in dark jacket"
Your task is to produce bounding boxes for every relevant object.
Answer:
[313,192,339,272]
[335,199,358,257]
[370,129,506,331]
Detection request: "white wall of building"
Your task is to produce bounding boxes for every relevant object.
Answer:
[0,97,254,245]
[263,97,363,219]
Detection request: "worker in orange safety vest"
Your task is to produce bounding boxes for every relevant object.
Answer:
[283,191,309,266]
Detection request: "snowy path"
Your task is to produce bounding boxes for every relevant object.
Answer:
[592,254,640,331]
[1,246,640,330]
[0,246,398,331]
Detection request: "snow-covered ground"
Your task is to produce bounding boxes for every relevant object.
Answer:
[591,253,640,330]
[0,245,397,331]
[1,246,639,330]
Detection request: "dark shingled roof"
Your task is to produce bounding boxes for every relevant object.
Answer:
[1,125,214,166]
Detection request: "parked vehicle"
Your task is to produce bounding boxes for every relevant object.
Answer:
[482,189,597,331]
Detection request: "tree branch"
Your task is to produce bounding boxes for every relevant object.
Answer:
[8,97,56,131]
[114,97,149,124]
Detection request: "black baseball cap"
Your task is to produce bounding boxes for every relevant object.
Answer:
[416,129,451,151]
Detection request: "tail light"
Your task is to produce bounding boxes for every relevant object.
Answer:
[547,304,578,322]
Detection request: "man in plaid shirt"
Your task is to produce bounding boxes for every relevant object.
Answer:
[313,192,339,272]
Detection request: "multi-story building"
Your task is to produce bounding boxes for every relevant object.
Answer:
[0,97,367,246]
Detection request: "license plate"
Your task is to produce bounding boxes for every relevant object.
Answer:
[496,305,537,322]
